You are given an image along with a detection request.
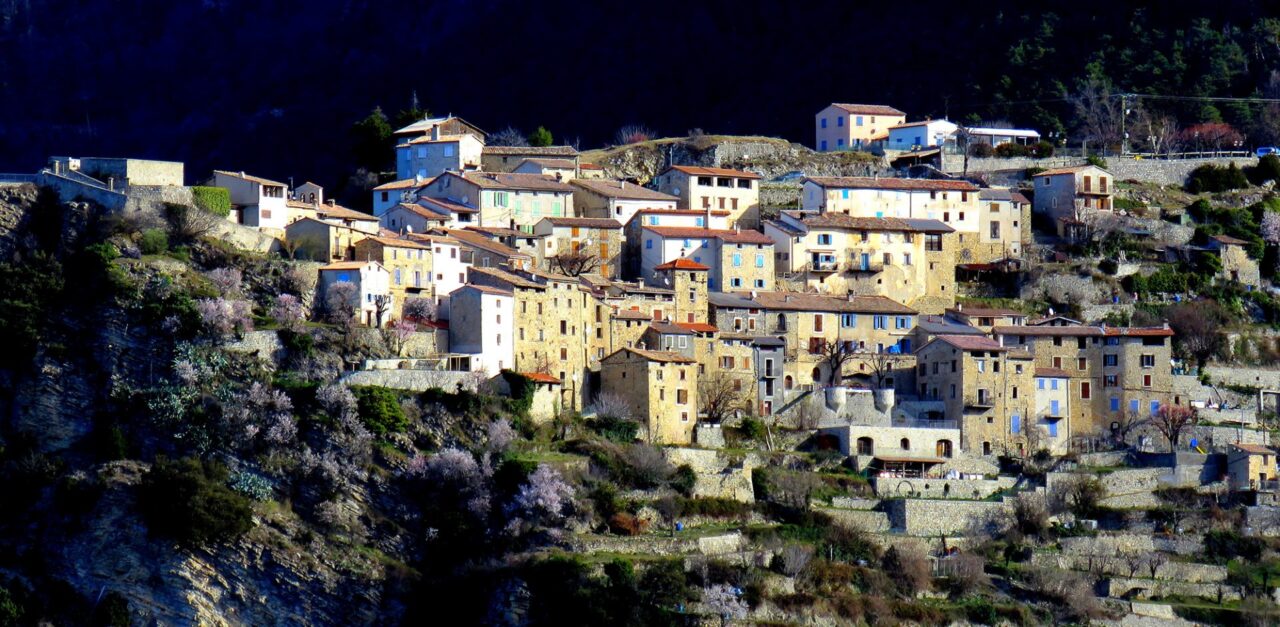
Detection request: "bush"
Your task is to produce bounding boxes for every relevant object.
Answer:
[1204,529,1266,563]
[1186,163,1250,193]
[1245,154,1280,185]
[350,386,409,436]
[190,186,231,217]
[590,415,639,443]
[994,142,1029,158]
[740,416,766,441]
[678,496,752,519]
[138,228,168,255]
[1029,140,1055,158]
[1086,154,1107,168]
[968,143,994,158]
[671,464,696,496]
[137,457,254,546]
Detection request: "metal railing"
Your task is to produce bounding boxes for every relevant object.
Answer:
[0,173,37,184]
[805,260,840,273]
[891,418,959,430]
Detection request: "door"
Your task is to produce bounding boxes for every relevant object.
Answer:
[935,440,953,458]
[1048,421,1058,437]
[860,253,870,271]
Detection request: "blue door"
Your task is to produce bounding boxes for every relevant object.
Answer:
[1050,400,1059,416]
[860,253,869,271]
[1150,400,1160,416]
[1011,414,1021,434]
[1048,421,1058,437]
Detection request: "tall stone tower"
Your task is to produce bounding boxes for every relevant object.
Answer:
[655,257,709,324]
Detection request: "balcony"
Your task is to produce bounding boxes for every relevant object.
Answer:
[806,260,840,273]
[964,394,995,411]
[846,261,885,274]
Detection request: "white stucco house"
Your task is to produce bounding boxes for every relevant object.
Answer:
[887,120,959,151]
[212,170,289,230]
[448,284,515,375]
[317,261,392,327]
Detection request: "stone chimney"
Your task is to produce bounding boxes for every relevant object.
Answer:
[431,125,440,141]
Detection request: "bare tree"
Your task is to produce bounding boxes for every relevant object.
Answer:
[1071,77,1124,154]
[1168,301,1226,372]
[698,369,754,424]
[372,294,393,328]
[487,126,529,147]
[324,282,358,323]
[861,350,904,390]
[614,125,655,146]
[1145,552,1168,579]
[164,202,222,242]
[816,339,855,386]
[550,249,601,277]
[1132,109,1181,156]
[278,237,305,260]
[1111,410,1150,448]
[1151,404,1198,453]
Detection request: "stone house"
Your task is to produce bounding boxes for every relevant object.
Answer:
[1030,165,1114,234]
[992,323,1175,437]
[599,347,699,445]
[480,145,580,173]
[517,372,565,424]
[533,216,624,278]
[747,291,917,391]
[317,261,392,327]
[293,181,324,205]
[601,308,654,359]
[420,171,575,231]
[650,258,709,325]
[887,119,958,151]
[652,165,762,229]
[285,217,368,263]
[975,188,1028,261]
[445,228,533,271]
[598,280,676,324]
[212,170,289,230]
[1228,443,1277,491]
[352,236,434,318]
[764,212,956,313]
[709,292,769,335]
[1034,367,1072,454]
[571,179,679,228]
[313,202,379,235]
[448,284,515,375]
[392,115,487,143]
[64,157,185,187]
[395,129,484,180]
[1207,234,1261,288]
[915,334,1036,457]
[943,306,1027,333]
[639,226,775,292]
[814,103,905,152]
[380,202,452,235]
[468,265,593,410]
[622,208,731,278]
[799,176,980,251]
[371,177,432,216]
[513,158,577,181]
[910,314,985,349]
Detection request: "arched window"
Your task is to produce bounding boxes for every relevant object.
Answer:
[936,439,953,458]
[856,437,874,456]
[777,313,787,330]
[900,438,910,451]
[811,367,822,383]
[784,375,794,390]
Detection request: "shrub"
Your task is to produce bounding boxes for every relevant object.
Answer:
[138,228,168,255]
[881,546,931,597]
[608,512,648,535]
[1187,163,1250,193]
[968,143,994,158]
[1029,140,1055,158]
[1246,154,1280,185]
[1204,529,1266,563]
[351,386,409,436]
[590,415,639,443]
[740,416,766,441]
[671,464,696,496]
[994,142,1029,158]
[190,186,231,217]
[1086,154,1107,168]
[679,496,752,519]
[137,457,254,546]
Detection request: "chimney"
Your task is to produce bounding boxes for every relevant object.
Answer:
[326,199,336,206]
[431,125,440,141]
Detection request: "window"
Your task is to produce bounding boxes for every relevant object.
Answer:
[1143,374,1152,387]
[817,233,832,245]
[1103,354,1118,367]
[990,222,1000,239]
[1140,354,1155,368]
[1052,357,1062,368]
[1081,382,1091,399]
[813,314,824,332]
[1130,399,1139,413]
[1050,379,1059,390]
[645,239,653,249]
[1104,374,1118,387]
[841,314,857,328]
[873,315,887,330]
[755,254,765,268]
[1111,397,1120,411]
[895,316,911,329]
[732,253,742,267]
[730,278,743,288]
[1150,400,1160,416]
[1077,337,1087,349]
[1011,414,1021,434]
[836,116,844,127]
[1077,357,1087,370]
[754,279,766,288]
[697,176,713,186]
[1037,379,1045,390]
[1105,337,1119,346]
[1012,386,1019,399]
[903,253,912,266]
[820,117,828,129]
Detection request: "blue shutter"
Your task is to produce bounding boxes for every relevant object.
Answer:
[1110,397,1120,411]
[1050,400,1059,415]
[1130,399,1139,413]
[1150,401,1160,416]
[1048,421,1058,437]
[1011,414,1021,434]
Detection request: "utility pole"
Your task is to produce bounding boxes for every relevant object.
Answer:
[1119,93,1128,157]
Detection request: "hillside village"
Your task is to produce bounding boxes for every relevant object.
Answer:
[5,103,1280,625]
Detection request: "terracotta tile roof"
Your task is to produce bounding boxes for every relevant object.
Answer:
[542,216,623,229]
[643,226,774,244]
[993,325,1173,338]
[1233,443,1274,455]
[447,229,528,258]
[750,292,915,314]
[372,178,431,191]
[405,232,462,246]
[319,261,376,271]
[391,203,449,221]
[571,179,680,201]
[888,119,951,130]
[482,145,579,156]
[1101,326,1174,337]
[521,372,562,384]
[316,204,377,222]
[285,200,320,212]
[1028,315,1082,326]
[466,225,527,238]
[676,322,719,333]
[800,214,954,233]
[609,347,697,364]
[664,165,762,179]
[654,258,710,271]
[830,103,906,116]
[420,196,479,214]
[1034,367,1071,378]
[469,266,543,289]
[213,170,287,187]
[458,171,575,192]
[930,335,1007,351]
[579,162,604,170]
[517,158,576,169]
[460,284,514,297]
[805,176,978,192]
[360,235,432,250]
[649,321,694,335]
[1033,165,1107,177]
[634,208,730,217]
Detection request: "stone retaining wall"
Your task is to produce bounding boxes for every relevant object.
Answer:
[818,507,890,532]
[339,369,479,392]
[872,475,1015,500]
[1031,552,1226,583]
[883,498,1008,536]
[1105,156,1258,186]
[225,330,286,364]
[1104,576,1241,602]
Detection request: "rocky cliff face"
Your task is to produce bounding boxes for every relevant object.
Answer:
[580,136,889,183]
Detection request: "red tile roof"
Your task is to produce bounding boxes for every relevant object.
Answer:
[607,347,697,364]
[1033,165,1108,177]
[654,258,710,271]
[1233,443,1274,455]
[1211,234,1250,246]
[373,178,432,191]
[664,165,762,179]
[1034,367,1071,378]
[521,372,563,384]
[571,179,680,201]
[391,203,449,222]
[213,170,286,187]
[542,216,623,229]
[676,322,719,333]
[643,225,773,244]
[798,214,954,233]
[946,307,1025,318]
[930,335,1007,351]
[750,292,914,314]
[829,103,906,116]
[805,176,978,192]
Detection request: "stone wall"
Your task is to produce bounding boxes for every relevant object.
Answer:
[1104,156,1258,186]
[759,182,800,208]
[1103,576,1241,602]
[883,498,1008,536]
[871,475,1015,500]
[1059,534,1203,557]
[1245,506,1280,536]
[37,170,128,211]
[225,330,286,364]
[817,506,891,532]
[339,369,479,392]
[1031,552,1227,583]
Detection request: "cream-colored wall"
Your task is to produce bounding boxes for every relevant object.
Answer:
[655,170,760,229]
[814,105,904,151]
[802,183,979,234]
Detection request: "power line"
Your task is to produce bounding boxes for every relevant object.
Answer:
[1126,93,1280,104]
